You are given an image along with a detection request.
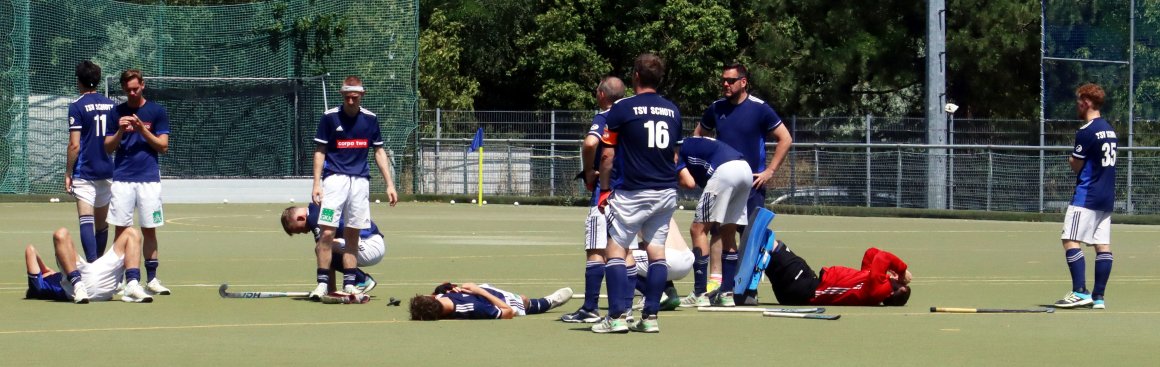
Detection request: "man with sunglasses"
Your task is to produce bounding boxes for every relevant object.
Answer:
[690,63,793,306]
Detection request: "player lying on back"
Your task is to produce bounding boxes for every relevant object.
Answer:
[409,283,573,320]
[281,203,384,299]
[763,241,911,306]
[24,227,153,303]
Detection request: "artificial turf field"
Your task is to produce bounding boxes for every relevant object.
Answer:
[1,202,1158,366]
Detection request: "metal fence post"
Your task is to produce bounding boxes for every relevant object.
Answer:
[948,113,954,210]
[435,108,441,195]
[896,147,902,208]
[986,150,993,211]
[790,115,797,196]
[507,144,513,195]
[463,146,469,195]
[1039,119,1045,213]
[813,149,820,206]
[865,115,872,207]
[550,111,557,197]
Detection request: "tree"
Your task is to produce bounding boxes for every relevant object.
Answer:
[419,8,479,110]
[515,0,610,110]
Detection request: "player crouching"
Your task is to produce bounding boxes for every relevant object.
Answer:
[24,227,153,303]
[409,283,573,320]
[281,204,385,301]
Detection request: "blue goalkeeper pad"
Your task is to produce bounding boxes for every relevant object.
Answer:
[733,208,777,296]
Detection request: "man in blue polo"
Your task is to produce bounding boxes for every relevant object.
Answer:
[309,75,398,301]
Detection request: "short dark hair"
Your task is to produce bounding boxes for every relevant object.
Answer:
[724,62,749,79]
[120,69,143,86]
[882,281,911,306]
[75,60,101,89]
[409,295,443,321]
[633,53,665,89]
[279,206,296,236]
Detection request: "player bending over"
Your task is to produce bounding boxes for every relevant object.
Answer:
[409,283,573,320]
[763,241,911,306]
[281,203,385,299]
[24,227,153,303]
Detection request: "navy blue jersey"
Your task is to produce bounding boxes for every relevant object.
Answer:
[676,136,747,188]
[700,95,783,173]
[108,101,170,182]
[587,110,608,206]
[603,93,682,191]
[68,93,116,180]
[314,107,384,178]
[437,291,507,319]
[306,202,381,241]
[1070,118,1117,211]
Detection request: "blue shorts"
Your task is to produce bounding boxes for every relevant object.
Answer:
[26,273,69,301]
[748,187,766,215]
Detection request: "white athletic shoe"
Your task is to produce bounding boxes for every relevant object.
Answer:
[343,284,360,295]
[72,283,90,304]
[308,283,328,301]
[121,280,154,303]
[544,287,574,310]
[146,278,172,295]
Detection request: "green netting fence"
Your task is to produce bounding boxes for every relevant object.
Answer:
[0,0,418,194]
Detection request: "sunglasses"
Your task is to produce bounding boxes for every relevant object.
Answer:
[722,77,744,85]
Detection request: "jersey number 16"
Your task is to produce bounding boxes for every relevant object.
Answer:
[644,120,670,149]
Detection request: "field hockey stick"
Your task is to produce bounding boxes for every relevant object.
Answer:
[762,311,841,320]
[218,284,310,299]
[697,306,826,313]
[930,307,1054,314]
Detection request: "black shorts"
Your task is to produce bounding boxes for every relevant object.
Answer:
[763,242,819,305]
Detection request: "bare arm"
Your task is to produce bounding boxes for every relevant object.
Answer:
[312,145,326,205]
[678,167,696,189]
[462,283,514,319]
[581,135,600,191]
[104,118,127,154]
[373,147,397,206]
[65,132,80,193]
[132,116,169,154]
[693,123,715,138]
[599,145,615,191]
[754,124,792,189]
[1068,156,1083,174]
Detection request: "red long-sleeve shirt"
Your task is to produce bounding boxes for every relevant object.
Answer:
[809,248,908,306]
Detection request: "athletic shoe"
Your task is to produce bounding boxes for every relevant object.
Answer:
[679,292,710,308]
[560,308,602,323]
[629,315,660,333]
[356,274,377,294]
[72,284,90,304]
[308,283,328,301]
[1053,291,1093,308]
[660,292,681,311]
[343,284,360,295]
[591,315,629,334]
[625,310,635,324]
[712,291,736,307]
[544,287,574,310]
[1092,299,1106,310]
[121,280,154,303]
[146,278,172,295]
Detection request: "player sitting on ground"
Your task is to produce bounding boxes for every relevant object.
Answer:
[409,283,573,320]
[763,241,911,306]
[281,203,384,299]
[24,227,153,303]
[630,218,694,311]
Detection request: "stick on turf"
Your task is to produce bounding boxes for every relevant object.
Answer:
[698,306,825,313]
[762,311,840,320]
[218,284,310,299]
[929,307,1055,314]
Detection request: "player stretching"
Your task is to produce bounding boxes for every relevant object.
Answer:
[592,53,682,334]
[309,75,399,300]
[66,60,115,263]
[24,227,153,303]
[281,204,384,295]
[561,76,627,323]
[674,136,751,307]
[1054,83,1117,310]
[410,283,573,320]
[104,69,171,296]
[694,62,792,306]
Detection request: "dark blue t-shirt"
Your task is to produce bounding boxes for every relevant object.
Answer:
[438,291,503,319]
[603,93,682,191]
[306,202,381,241]
[700,95,783,173]
[587,111,608,206]
[314,107,384,178]
[68,93,116,180]
[1070,117,1117,211]
[677,136,747,188]
[107,100,170,182]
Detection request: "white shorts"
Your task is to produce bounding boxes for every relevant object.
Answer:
[70,178,112,207]
[108,181,164,228]
[693,160,751,226]
[632,248,694,281]
[60,248,125,301]
[320,174,371,229]
[1061,205,1112,245]
[334,234,386,267]
[608,189,677,249]
[481,284,527,317]
[584,206,609,250]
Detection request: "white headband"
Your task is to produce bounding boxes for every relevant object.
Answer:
[340,85,365,93]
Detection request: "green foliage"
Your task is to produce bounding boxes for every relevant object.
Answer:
[419,8,479,110]
[515,0,610,110]
[255,1,349,76]
[92,21,170,77]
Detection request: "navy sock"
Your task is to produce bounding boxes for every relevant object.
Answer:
[722,252,739,293]
[342,268,357,288]
[125,268,141,282]
[644,260,668,316]
[1065,248,1087,293]
[144,259,159,282]
[526,298,552,315]
[78,215,98,262]
[68,270,82,286]
[316,268,329,284]
[582,260,604,311]
[355,269,368,284]
[604,258,628,317]
[95,227,108,258]
[1093,252,1113,298]
[625,265,638,310]
[693,248,708,294]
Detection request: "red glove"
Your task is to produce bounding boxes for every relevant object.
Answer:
[597,189,613,213]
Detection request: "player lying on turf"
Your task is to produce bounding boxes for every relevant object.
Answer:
[24,227,153,303]
[763,241,911,306]
[409,283,573,320]
[281,204,384,300]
